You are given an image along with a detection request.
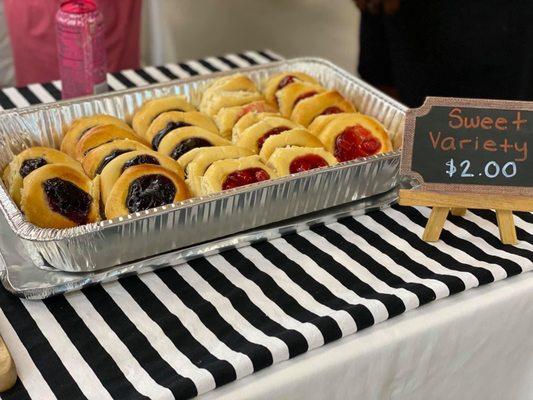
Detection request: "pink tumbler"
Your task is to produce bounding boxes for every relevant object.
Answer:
[55,0,107,99]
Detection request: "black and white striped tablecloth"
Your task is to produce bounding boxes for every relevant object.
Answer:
[0,50,531,400]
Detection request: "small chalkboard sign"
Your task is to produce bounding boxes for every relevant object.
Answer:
[399,97,533,245]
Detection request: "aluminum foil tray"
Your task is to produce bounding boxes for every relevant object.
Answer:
[0,58,406,272]
[0,189,398,299]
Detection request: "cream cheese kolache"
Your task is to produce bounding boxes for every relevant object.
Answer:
[2,70,394,228]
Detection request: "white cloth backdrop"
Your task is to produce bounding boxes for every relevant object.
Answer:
[198,273,533,400]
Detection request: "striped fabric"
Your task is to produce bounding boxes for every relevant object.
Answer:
[0,51,531,400]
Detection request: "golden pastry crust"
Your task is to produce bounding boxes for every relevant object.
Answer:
[61,114,133,158]
[144,111,218,149]
[258,128,324,161]
[201,155,277,195]
[317,113,393,158]
[266,146,337,176]
[3,147,83,207]
[81,139,150,178]
[132,96,196,139]
[215,101,277,139]
[235,116,301,153]
[185,146,254,196]
[157,127,231,160]
[307,113,355,136]
[21,164,99,228]
[74,124,143,162]
[200,91,263,118]
[275,82,326,118]
[201,74,258,103]
[231,112,280,143]
[200,74,261,117]
[99,150,184,206]
[105,164,189,219]
[264,72,319,106]
[291,91,356,127]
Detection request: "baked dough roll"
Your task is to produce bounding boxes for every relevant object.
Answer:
[307,113,355,137]
[275,82,326,118]
[132,96,196,139]
[318,113,392,162]
[158,126,231,161]
[201,74,258,103]
[200,91,263,118]
[266,146,337,176]
[21,164,99,228]
[185,146,254,195]
[264,72,319,106]
[201,155,277,195]
[215,100,276,139]
[105,164,189,219]
[99,150,184,206]
[81,139,150,178]
[145,111,218,150]
[61,114,133,158]
[291,91,356,127]
[231,112,280,143]
[235,116,302,153]
[258,128,324,161]
[74,124,143,162]
[200,74,262,117]
[3,147,83,207]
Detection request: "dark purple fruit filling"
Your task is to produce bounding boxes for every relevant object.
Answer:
[43,178,92,224]
[170,137,212,160]
[95,149,133,175]
[151,121,191,150]
[125,174,176,213]
[121,154,160,173]
[19,158,48,178]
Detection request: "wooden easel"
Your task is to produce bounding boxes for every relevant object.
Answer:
[399,189,533,244]
[0,336,16,392]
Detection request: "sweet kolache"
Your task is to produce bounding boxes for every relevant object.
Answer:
[3,70,393,228]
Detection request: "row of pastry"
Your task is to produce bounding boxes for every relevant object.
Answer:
[2,71,392,229]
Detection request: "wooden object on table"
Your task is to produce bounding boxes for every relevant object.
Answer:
[0,336,16,392]
[399,189,533,245]
[399,96,533,245]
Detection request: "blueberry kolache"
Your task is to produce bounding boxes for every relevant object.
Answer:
[157,126,231,161]
[74,124,143,162]
[20,164,99,229]
[132,96,196,139]
[104,164,189,219]
[99,150,184,206]
[144,111,219,150]
[81,139,150,178]
[3,147,84,207]
[61,114,134,158]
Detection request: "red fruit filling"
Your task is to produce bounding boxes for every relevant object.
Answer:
[256,126,290,149]
[321,106,343,116]
[235,102,269,122]
[294,91,318,106]
[222,168,270,190]
[289,154,328,174]
[277,75,296,90]
[334,124,381,162]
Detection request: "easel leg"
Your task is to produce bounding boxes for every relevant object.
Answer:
[450,208,467,216]
[422,207,449,242]
[495,210,518,245]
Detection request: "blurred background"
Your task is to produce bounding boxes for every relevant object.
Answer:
[0,0,360,88]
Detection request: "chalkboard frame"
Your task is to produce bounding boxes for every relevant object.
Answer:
[401,96,533,196]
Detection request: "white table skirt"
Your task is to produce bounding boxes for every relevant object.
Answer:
[199,272,533,400]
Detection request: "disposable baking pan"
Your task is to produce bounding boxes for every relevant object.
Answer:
[0,58,406,272]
